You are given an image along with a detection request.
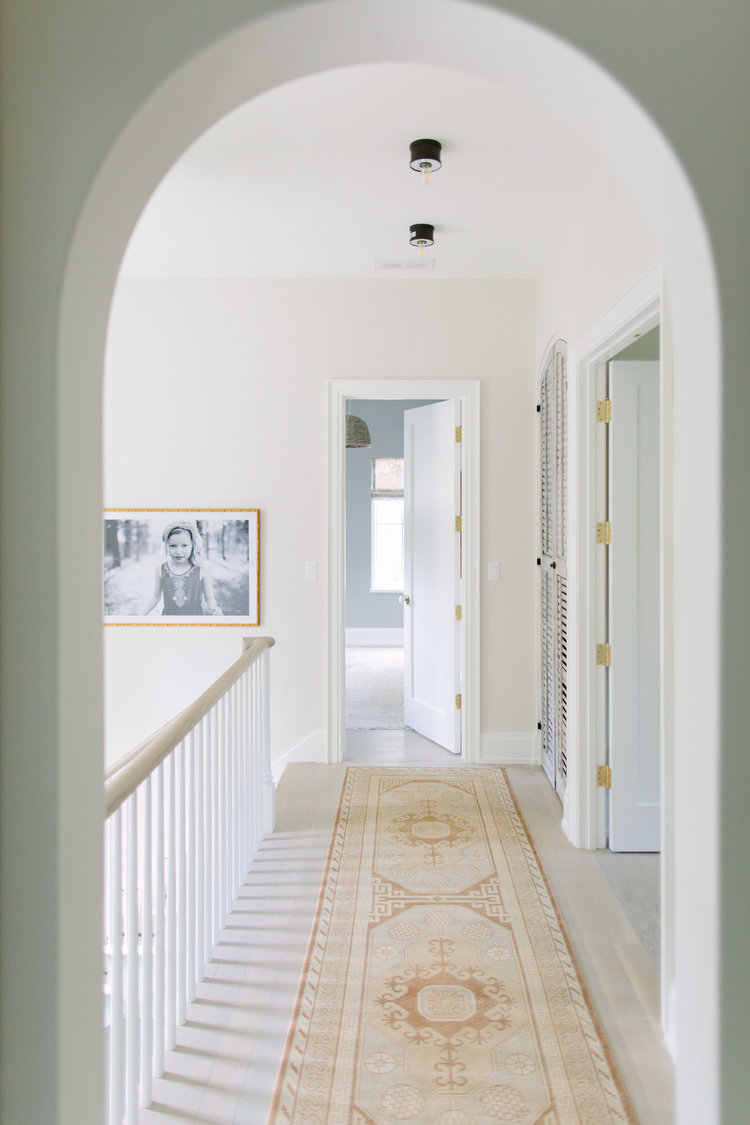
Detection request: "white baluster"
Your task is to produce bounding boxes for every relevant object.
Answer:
[237,678,246,876]
[262,650,275,835]
[195,721,205,983]
[250,661,256,846]
[212,704,221,947]
[233,681,240,895]
[254,659,262,847]
[108,810,124,1125]
[140,779,153,1107]
[176,741,187,1026]
[165,754,177,1050]
[245,666,254,868]
[229,685,237,905]
[186,732,196,1003]
[125,796,139,1124]
[205,710,215,958]
[153,764,165,1077]
[221,696,230,927]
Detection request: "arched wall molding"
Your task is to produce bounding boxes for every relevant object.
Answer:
[57,2,721,1120]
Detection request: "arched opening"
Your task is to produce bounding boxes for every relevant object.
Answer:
[54,2,720,1118]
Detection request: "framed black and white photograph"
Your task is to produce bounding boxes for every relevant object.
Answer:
[104,509,260,625]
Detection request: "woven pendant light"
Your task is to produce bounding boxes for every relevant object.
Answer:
[346,414,372,449]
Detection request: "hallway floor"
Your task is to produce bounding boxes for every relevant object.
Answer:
[138,742,673,1124]
[345,646,407,730]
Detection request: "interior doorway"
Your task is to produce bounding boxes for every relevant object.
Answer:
[606,331,662,852]
[570,275,668,1029]
[344,397,431,737]
[344,397,463,757]
[329,379,480,765]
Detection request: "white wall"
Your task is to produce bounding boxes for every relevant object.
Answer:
[104,278,537,766]
[536,161,658,351]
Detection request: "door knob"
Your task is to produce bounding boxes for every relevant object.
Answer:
[401,594,411,605]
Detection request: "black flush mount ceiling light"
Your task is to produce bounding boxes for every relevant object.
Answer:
[409,223,435,254]
[409,138,442,180]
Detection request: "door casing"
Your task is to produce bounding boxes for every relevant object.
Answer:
[566,265,671,1034]
[329,379,480,764]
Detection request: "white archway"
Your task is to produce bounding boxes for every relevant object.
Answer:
[58,2,720,1119]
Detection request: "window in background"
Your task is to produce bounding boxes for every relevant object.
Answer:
[371,457,404,591]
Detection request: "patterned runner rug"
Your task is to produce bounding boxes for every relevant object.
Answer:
[269,768,633,1124]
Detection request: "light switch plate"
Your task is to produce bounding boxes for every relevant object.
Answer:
[488,561,501,581]
[305,561,317,580]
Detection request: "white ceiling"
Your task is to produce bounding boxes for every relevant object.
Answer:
[120,62,611,280]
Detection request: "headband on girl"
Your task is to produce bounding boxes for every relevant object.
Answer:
[162,520,203,552]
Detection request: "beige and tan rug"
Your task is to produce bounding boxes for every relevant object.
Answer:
[269,768,633,1124]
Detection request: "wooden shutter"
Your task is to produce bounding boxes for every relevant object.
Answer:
[555,346,567,563]
[556,571,568,786]
[539,340,568,797]
[540,566,556,783]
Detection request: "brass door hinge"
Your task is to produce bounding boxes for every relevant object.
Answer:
[455,425,462,443]
[597,399,613,423]
[597,764,612,789]
[455,605,462,621]
[456,693,462,710]
[455,515,462,532]
[596,521,612,545]
[597,643,612,666]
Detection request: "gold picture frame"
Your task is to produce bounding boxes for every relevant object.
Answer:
[104,509,260,626]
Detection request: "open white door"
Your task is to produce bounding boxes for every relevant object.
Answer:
[403,400,461,753]
[609,360,661,851]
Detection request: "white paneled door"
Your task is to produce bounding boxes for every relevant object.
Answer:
[403,400,461,753]
[608,360,661,851]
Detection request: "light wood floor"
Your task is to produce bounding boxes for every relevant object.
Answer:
[138,737,674,1123]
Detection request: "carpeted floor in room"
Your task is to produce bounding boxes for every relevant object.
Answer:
[345,645,406,730]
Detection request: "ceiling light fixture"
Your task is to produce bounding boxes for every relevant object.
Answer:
[409,223,435,256]
[346,413,372,449]
[409,138,442,182]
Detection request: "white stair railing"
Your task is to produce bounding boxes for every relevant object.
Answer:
[103,636,275,1125]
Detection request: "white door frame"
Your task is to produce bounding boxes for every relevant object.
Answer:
[567,265,672,1035]
[567,265,662,848]
[329,379,480,765]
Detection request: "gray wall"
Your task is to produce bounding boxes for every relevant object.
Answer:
[346,399,436,628]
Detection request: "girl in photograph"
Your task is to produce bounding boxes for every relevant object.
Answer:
[141,520,223,616]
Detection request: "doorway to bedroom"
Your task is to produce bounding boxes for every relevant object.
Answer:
[344,396,458,764]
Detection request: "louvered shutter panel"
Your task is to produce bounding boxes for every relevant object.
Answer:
[538,340,568,797]
[540,567,556,783]
[556,346,567,563]
[540,355,554,558]
[556,572,568,786]
[539,352,556,785]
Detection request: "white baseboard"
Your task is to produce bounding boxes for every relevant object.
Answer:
[271,730,327,783]
[560,788,571,841]
[346,628,404,646]
[664,984,678,1061]
[479,731,541,766]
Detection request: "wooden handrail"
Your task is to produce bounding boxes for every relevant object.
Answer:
[105,636,275,818]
